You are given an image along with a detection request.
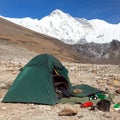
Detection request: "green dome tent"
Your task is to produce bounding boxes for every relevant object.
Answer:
[2,54,103,105]
[2,54,72,105]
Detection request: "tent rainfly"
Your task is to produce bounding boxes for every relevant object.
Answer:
[2,54,103,105]
[2,54,72,105]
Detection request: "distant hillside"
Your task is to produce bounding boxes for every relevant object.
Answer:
[0,17,89,63]
[73,40,120,64]
[1,15,120,65]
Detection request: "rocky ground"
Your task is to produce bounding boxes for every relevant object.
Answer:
[0,60,120,120]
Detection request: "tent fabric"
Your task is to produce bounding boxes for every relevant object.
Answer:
[59,97,90,104]
[2,54,72,105]
[71,84,103,97]
[2,54,103,105]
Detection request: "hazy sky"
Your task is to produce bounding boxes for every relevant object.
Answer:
[0,0,120,24]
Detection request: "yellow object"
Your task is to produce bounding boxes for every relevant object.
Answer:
[53,69,59,75]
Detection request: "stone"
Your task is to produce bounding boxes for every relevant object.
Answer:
[58,108,78,116]
[115,89,120,94]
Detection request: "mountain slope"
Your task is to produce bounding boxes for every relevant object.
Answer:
[73,40,120,64]
[1,9,120,44]
[0,17,88,63]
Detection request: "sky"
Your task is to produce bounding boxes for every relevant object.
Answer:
[0,0,120,24]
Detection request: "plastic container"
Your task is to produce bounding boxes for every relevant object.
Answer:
[96,93,107,99]
[81,101,93,108]
[113,103,120,110]
[96,99,111,112]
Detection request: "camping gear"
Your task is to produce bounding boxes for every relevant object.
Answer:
[53,75,71,99]
[95,93,107,99]
[72,84,103,97]
[89,94,98,100]
[113,103,120,110]
[96,99,111,112]
[2,54,103,105]
[2,54,72,105]
[59,97,90,104]
[81,101,93,108]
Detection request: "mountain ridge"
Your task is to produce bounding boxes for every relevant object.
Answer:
[1,9,120,44]
[0,17,88,63]
[73,39,120,64]
[1,10,120,64]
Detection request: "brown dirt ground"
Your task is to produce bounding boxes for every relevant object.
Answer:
[0,60,120,120]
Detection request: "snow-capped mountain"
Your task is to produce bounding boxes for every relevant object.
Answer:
[1,9,120,44]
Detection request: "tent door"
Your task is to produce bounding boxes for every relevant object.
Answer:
[53,68,71,99]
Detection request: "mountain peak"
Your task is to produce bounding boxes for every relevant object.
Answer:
[50,9,65,16]
[50,9,71,19]
[2,9,120,44]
